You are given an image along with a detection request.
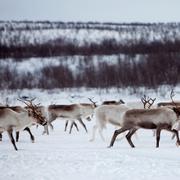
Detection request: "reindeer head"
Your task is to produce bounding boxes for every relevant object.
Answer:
[18,98,47,126]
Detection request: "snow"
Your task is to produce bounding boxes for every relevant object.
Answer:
[1,88,180,180]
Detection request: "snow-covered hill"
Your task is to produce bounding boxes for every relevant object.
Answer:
[1,21,180,46]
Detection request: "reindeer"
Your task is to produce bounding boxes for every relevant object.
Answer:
[44,100,96,134]
[63,102,95,134]
[0,106,35,143]
[90,103,130,142]
[64,99,124,134]
[0,99,47,150]
[90,95,157,142]
[109,106,180,148]
[58,98,97,134]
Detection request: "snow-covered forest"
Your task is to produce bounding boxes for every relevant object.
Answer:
[0,21,180,89]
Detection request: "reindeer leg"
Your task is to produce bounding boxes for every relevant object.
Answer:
[7,129,18,151]
[16,131,19,142]
[43,121,52,134]
[78,118,88,133]
[24,127,35,143]
[156,127,162,148]
[64,120,69,131]
[69,122,74,134]
[69,121,79,133]
[98,128,105,142]
[171,133,176,140]
[0,132,2,141]
[167,129,180,146]
[126,128,137,148]
[89,125,98,142]
[108,127,128,148]
[45,124,49,135]
[49,122,54,130]
[173,130,180,146]
[164,127,180,146]
[73,122,79,132]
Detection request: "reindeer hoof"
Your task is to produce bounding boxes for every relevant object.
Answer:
[176,141,180,146]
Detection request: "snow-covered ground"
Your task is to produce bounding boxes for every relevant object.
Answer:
[1,88,180,180]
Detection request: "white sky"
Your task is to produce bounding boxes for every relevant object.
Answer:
[0,0,180,22]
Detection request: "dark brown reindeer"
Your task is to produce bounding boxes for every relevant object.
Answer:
[108,98,180,148]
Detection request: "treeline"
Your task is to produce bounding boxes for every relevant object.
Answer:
[1,21,180,58]
[0,21,167,31]
[0,53,180,89]
[1,39,180,58]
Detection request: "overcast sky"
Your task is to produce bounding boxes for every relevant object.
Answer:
[0,0,180,22]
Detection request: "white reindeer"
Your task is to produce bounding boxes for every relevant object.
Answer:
[90,104,129,141]
[90,96,156,142]
[108,107,180,148]
[0,100,47,150]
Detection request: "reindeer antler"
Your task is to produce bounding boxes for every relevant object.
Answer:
[88,98,97,107]
[141,95,156,109]
[17,97,36,108]
[148,98,156,109]
[170,89,177,108]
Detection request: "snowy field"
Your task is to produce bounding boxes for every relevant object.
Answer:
[1,88,180,180]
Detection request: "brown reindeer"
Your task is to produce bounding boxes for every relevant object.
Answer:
[109,107,180,148]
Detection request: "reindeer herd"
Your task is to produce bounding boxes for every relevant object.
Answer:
[1,90,180,151]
